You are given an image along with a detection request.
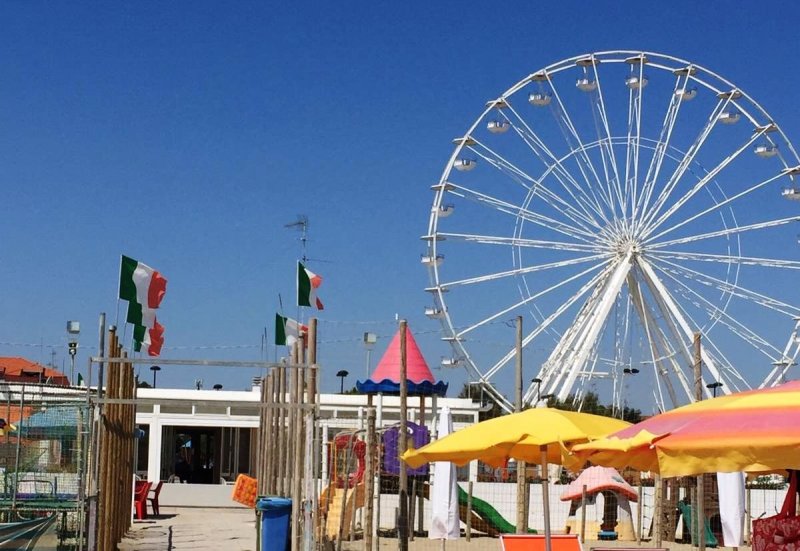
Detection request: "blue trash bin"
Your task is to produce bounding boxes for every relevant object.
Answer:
[257,497,292,551]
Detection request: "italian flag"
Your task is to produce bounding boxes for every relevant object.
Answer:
[119,255,167,357]
[297,262,324,310]
[119,255,167,309]
[133,318,165,356]
[275,313,307,346]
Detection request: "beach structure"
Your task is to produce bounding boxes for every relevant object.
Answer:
[560,466,638,541]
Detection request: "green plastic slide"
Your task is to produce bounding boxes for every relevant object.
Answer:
[456,485,536,534]
[677,501,718,547]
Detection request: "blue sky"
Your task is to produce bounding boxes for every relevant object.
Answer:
[1,2,800,407]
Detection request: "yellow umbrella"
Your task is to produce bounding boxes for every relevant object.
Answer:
[402,408,630,551]
[403,407,630,468]
[571,381,800,477]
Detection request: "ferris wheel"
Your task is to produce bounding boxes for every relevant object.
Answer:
[424,51,800,414]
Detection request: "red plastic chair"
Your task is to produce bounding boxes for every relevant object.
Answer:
[133,481,152,520]
[148,481,164,516]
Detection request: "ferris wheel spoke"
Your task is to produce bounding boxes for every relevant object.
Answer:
[637,258,732,390]
[589,60,625,215]
[466,139,605,230]
[483,262,616,379]
[436,232,604,253]
[457,259,610,340]
[651,255,800,318]
[648,216,800,249]
[642,127,768,239]
[650,249,800,270]
[502,103,612,226]
[638,96,729,232]
[440,253,610,289]
[646,170,786,243]
[635,74,690,230]
[449,172,602,240]
[650,260,783,360]
[547,73,616,217]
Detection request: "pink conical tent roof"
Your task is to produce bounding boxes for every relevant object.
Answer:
[368,327,436,384]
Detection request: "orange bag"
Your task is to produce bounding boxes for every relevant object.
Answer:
[753,471,800,551]
[231,474,258,508]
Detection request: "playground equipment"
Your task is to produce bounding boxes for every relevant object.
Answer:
[677,499,718,547]
[319,433,367,540]
[560,467,638,541]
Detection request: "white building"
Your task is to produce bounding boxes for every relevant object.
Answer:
[135,385,481,487]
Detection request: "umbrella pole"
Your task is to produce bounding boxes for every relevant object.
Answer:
[540,445,552,551]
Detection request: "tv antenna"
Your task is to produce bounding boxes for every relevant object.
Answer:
[285,215,309,262]
[284,215,333,264]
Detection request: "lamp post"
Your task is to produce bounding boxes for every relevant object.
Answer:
[336,370,349,394]
[150,365,161,388]
[531,377,542,405]
[621,368,640,419]
[706,381,723,398]
[363,332,377,378]
[66,321,80,385]
[540,393,555,406]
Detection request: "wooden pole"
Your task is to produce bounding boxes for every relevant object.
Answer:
[87,312,105,551]
[580,484,587,543]
[540,445,552,551]
[277,366,286,495]
[292,365,305,551]
[694,332,705,551]
[654,474,663,548]
[364,408,375,551]
[515,315,528,533]
[466,481,473,542]
[745,486,751,544]
[264,372,274,494]
[398,320,409,551]
[337,436,354,550]
[99,327,118,551]
[637,483,643,543]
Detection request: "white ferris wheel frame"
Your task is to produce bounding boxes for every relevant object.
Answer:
[424,50,800,413]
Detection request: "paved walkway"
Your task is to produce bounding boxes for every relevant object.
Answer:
[119,507,257,550]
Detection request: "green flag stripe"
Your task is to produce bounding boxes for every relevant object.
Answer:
[275,313,287,346]
[119,255,139,302]
[297,262,312,307]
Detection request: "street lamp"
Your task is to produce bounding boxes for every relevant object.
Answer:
[363,332,377,378]
[540,393,555,405]
[706,381,724,398]
[336,370,349,394]
[150,365,161,388]
[66,321,80,385]
[531,377,542,404]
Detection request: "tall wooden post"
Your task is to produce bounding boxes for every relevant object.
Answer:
[364,408,376,551]
[694,332,706,551]
[654,475,663,548]
[398,320,409,551]
[277,365,286,495]
[515,315,528,533]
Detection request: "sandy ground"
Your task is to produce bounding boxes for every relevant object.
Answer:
[119,508,749,551]
[118,507,258,550]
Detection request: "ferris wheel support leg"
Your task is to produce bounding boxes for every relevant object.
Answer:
[553,253,634,402]
[626,274,680,410]
[638,258,728,399]
[760,318,800,388]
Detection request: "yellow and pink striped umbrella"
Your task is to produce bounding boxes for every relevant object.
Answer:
[570,381,800,477]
